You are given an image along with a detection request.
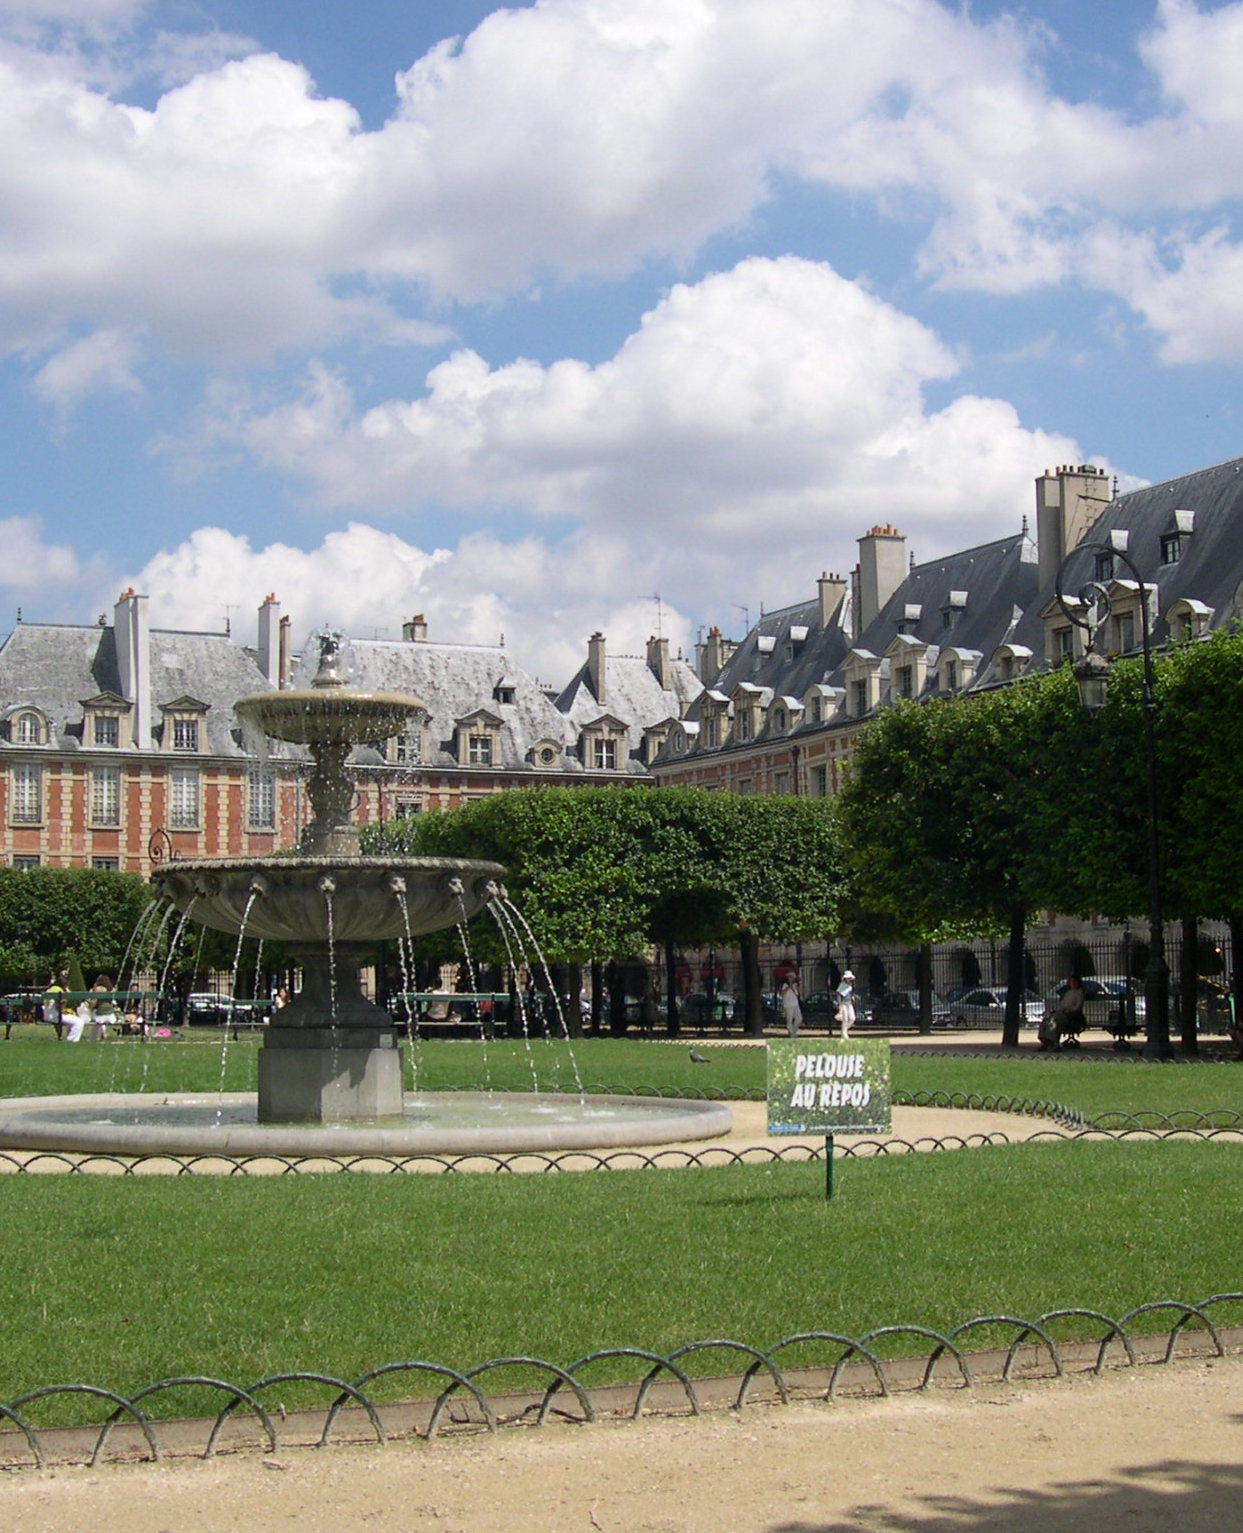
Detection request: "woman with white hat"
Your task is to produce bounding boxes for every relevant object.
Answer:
[834,970,857,1041]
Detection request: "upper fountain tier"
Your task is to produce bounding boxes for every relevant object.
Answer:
[235,630,425,858]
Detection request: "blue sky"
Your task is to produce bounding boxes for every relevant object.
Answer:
[3,0,1243,681]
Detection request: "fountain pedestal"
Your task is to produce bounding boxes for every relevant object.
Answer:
[258,1026,405,1123]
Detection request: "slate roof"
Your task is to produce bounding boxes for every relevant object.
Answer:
[305,635,578,772]
[555,651,703,772]
[1009,453,1243,654]
[0,620,271,754]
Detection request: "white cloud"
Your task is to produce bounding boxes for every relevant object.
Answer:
[2,0,1243,378]
[0,513,99,593]
[31,325,143,418]
[125,521,695,686]
[223,257,1075,553]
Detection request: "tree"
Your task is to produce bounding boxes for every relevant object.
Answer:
[837,670,1094,1044]
[0,867,153,984]
[369,785,844,1035]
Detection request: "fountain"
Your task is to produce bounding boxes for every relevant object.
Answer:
[0,632,732,1158]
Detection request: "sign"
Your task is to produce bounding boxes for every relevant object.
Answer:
[766,1039,892,1135]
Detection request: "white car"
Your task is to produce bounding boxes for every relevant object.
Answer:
[949,987,1045,1028]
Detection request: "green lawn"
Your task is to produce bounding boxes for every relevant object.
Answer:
[1,1140,1239,1421]
[4,1028,1241,1123]
[2,1027,1241,1425]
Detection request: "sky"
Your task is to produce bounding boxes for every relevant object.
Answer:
[3,0,1243,684]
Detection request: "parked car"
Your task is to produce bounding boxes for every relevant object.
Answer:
[860,990,953,1029]
[948,987,1044,1028]
[183,991,254,1026]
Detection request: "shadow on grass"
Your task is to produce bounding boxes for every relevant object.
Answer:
[773,1458,1243,1533]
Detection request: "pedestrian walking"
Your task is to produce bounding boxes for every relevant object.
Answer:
[779,973,803,1037]
[834,970,857,1041]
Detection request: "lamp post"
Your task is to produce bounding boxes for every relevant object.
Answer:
[1054,542,1172,1059]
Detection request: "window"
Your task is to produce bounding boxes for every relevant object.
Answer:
[945,661,959,692]
[169,767,199,828]
[703,715,718,748]
[851,679,868,716]
[90,766,120,826]
[91,857,119,871]
[896,665,913,698]
[813,765,828,798]
[593,737,618,771]
[394,730,422,765]
[11,763,41,823]
[13,855,40,870]
[774,771,790,794]
[1094,552,1115,582]
[809,696,822,724]
[492,685,515,705]
[393,799,422,819]
[737,709,752,741]
[247,769,276,830]
[1160,533,1182,565]
[14,711,41,744]
[1054,627,1074,660]
[467,733,493,766]
[1113,612,1135,653]
[172,718,199,751]
[94,715,119,747]
[773,707,786,732]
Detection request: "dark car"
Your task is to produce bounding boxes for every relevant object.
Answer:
[861,990,953,1029]
[183,991,254,1026]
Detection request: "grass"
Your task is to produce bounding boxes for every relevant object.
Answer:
[1,1140,1240,1422]
[4,1028,1242,1123]
[1,1028,1241,1425]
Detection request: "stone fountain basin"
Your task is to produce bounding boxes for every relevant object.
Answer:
[151,856,507,945]
[0,1092,735,1158]
[235,687,424,746]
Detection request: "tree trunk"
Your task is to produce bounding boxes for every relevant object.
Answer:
[590,960,604,1037]
[1002,902,1026,1048]
[1179,916,1199,1055]
[740,930,763,1035]
[664,933,680,1035]
[606,959,628,1037]
[1230,914,1243,1055]
[565,962,584,1038]
[917,941,934,1035]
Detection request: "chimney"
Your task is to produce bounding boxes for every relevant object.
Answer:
[278,615,292,688]
[587,631,606,704]
[113,589,151,750]
[257,593,281,685]
[696,625,732,683]
[646,634,671,689]
[402,614,428,642]
[1036,464,1112,590]
[818,571,847,628]
[857,525,906,633]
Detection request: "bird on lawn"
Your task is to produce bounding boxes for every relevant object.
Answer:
[689,1047,710,1063]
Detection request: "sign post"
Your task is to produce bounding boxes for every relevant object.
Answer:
[766,1040,892,1200]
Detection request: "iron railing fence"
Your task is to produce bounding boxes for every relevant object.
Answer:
[2,1297,1240,1468]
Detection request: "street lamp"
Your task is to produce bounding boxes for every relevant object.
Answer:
[1054,541,1173,1059]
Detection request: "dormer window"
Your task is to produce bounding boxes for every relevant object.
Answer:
[772,706,786,732]
[454,709,503,769]
[12,710,44,745]
[1094,552,1115,582]
[160,696,208,754]
[94,715,119,748]
[1167,598,1213,643]
[493,684,516,705]
[896,665,914,698]
[394,729,422,765]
